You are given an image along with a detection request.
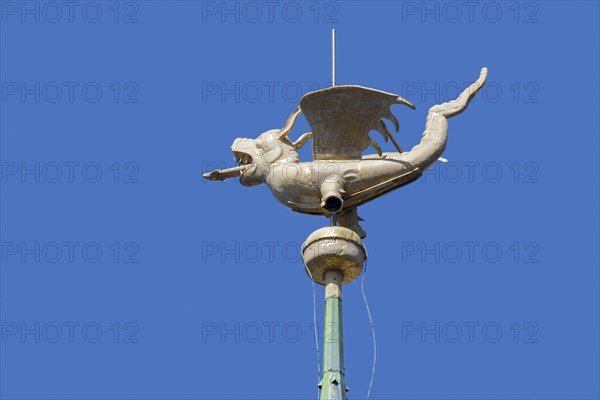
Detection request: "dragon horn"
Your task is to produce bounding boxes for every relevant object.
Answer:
[278,106,302,140]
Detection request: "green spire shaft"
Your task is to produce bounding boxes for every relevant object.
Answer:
[319,270,348,400]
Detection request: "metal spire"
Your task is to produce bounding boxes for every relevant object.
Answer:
[318,270,348,399]
[203,26,489,400]
[330,29,338,229]
[303,226,366,400]
[315,31,348,400]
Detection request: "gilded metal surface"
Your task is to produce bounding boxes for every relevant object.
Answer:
[300,85,415,160]
[203,68,488,238]
[302,226,367,285]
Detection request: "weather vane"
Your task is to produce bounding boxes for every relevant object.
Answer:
[204,29,488,399]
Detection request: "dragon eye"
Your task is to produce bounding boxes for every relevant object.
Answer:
[256,142,262,149]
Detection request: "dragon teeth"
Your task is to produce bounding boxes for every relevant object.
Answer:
[232,152,252,165]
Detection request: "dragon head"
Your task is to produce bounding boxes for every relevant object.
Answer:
[231,130,298,186]
[203,107,312,185]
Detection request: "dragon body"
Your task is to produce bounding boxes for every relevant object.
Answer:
[204,68,488,237]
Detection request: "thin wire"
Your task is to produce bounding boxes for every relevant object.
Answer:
[302,255,321,395]
[361,259,377,399]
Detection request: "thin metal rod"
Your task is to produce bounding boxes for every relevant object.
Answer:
[331,29,336,87]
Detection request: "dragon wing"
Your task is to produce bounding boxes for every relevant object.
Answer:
[299,85,415,160]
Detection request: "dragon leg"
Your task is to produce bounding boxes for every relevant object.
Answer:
[338,208,367,239]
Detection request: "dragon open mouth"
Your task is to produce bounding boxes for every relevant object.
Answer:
[233,150,254,166]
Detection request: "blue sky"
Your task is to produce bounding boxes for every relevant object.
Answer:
[1,1,599,399]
